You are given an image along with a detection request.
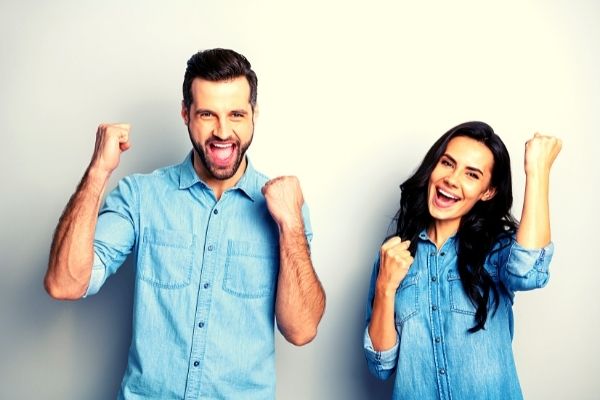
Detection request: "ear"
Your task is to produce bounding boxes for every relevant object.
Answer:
[481,187,496,202]
[252,104,259,122]
[181,101,189,125]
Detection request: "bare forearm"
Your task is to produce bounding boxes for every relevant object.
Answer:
[275,226,325,346]
[45,167,110,300]
[368,289,398,351]
[516,172,551,248]
[516,133,561,248]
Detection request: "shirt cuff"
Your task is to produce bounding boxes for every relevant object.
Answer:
[82,252,107,298]
[506,241,554,277]
[363,327,399,369]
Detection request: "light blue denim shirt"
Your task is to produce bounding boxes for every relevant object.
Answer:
[87,152,312,399]
[364,230,553,400]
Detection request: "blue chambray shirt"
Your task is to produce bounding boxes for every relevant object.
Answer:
[364,230,554,400]
[87,152,312,399]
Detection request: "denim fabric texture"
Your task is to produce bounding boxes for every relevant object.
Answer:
[87,152,312,399]
[364,230,553,400]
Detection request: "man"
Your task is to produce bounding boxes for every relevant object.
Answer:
[45,48,326,399]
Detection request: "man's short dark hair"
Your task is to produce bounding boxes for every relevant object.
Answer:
[183,48,258,111]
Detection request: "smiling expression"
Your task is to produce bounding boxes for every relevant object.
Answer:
[181,76,255,186]
[427,136,496,234]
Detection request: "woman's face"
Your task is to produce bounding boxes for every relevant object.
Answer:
[427,136,496,231]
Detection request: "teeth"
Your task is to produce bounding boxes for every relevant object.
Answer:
[438,188,459,200]
[213,143,232,148]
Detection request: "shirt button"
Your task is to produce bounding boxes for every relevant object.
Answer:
[207,245,214,251]
[432,305,438,311]
[193,361,200,367]
[213,209,218,215]
[430,252,435,257]
[435,337,441,343]
[198,322,204,328]
[431,276,437,282]
[439,368,446,375]
[440,252,446,256]
[203,283,210,289]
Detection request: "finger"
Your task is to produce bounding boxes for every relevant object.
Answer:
[112,123,131,130]
[381,236,402,251]
[387,245,412,261]
[393,240,411,251]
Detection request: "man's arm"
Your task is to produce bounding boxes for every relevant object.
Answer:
[516,133,562,248]
[45,123,131,300]
[262,176,325,346]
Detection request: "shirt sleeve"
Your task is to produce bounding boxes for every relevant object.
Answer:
[363,254,399,380]
[84,176,138,297]
[493,237,554,293]
[301,202,313,245]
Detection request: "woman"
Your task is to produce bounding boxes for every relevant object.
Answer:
[364,121,561,399]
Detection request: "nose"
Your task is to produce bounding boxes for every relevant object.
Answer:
[443,170,460,188]
[213,119,232,139]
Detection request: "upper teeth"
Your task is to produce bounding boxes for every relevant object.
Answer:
[439,189,459,200]
[213,143,231,148]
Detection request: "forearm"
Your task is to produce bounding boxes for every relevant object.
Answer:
[275,224,325,346]
[368,289,397,351]
[45,167,110,300]
[516,172,551,248]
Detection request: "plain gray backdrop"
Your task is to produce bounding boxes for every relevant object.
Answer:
[1,0,598,399]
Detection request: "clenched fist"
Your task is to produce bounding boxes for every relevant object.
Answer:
[376,237,414,296]
[90,123,131,174]
[262,176,304,231]
[524,132,562,176]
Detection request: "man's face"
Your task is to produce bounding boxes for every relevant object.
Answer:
[182,76,255,182]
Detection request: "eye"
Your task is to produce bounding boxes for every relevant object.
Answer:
[231,112,246,120]
[467,171,481,180]
[198,111,213,119]
[440,158,453,167]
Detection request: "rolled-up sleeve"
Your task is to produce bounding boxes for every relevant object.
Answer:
[84,176,137,297]
[499,240,554,292]
[363,326,399,380]
[363,254,399,380]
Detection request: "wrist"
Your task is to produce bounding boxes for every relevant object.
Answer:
[374,281,398,299]
[276,214,304,235]
[84,166,111,195]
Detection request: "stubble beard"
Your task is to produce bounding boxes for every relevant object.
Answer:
[188,126,253,181]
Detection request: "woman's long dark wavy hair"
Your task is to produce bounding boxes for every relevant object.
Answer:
[395,121,518,332]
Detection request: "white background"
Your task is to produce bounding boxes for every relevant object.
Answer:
[0,1,598,399]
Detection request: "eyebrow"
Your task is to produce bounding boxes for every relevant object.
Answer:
[442,154,484,176]
[194,108,249,116]
[194,108,214,116]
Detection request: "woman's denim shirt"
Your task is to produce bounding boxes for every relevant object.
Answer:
[364,230,554,400]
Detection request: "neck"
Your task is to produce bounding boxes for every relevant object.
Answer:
[427,220,459,249]
[193,154,247,200]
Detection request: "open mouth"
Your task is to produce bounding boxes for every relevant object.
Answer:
[207,141,237,167]
[433,187,460,208]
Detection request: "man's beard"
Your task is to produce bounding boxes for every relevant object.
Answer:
[188,127,253,181]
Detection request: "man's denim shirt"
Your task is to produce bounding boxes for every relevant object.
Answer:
[364,231,553,400]
[87,153,312,399]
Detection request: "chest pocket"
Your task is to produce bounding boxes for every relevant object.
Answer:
[138,228,196,289]
[223,240,279,299]
[448,270,476,315]
[394,272,419,324]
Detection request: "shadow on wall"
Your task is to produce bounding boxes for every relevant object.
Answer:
[10,253,135,400]
[349,261,395,399]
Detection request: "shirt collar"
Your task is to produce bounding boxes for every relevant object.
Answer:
[178,151,259,201]
[418,228,457,244]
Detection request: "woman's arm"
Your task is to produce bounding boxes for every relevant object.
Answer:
[368,237,413,351]
[516,133,562,248]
